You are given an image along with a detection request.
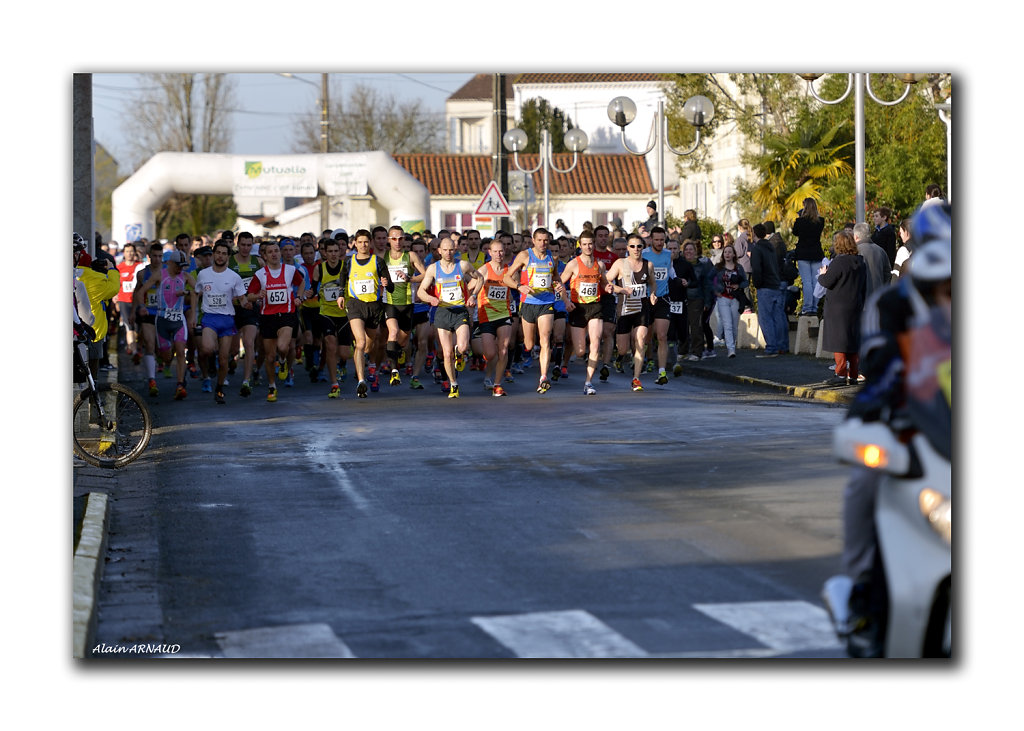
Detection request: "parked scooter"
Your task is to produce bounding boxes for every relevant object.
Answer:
[823,416,950,658]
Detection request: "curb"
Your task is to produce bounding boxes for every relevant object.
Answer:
[73,491,109,658]
[683,365,855,406]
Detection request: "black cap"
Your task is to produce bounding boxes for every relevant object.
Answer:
[221,230,235,240]
[647,200,657,210]
[194,246,214,256]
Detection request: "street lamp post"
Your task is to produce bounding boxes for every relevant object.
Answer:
[502,126,588,230]
[935,95,952,203]
[606,96,714,228]
[280,73,330,232]
[799,73,927,223]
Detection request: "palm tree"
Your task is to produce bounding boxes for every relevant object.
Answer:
[747,116,853,228]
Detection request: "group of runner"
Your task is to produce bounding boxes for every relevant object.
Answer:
[110,223,709,403]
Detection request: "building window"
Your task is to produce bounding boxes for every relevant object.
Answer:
[594,210,626,227]
[443,212,473,230]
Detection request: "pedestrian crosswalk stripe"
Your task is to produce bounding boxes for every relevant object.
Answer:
[471,609,648,658]
[215,622,357,658]
[692,601,842,652]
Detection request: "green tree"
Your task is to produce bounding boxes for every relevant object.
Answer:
[745,112,854,229]
[782,73,950,225]
[515,98,574,154]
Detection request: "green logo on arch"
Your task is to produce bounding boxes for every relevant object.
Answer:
[244,161,263,179]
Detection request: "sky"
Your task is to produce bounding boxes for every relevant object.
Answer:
[91,72,478,168]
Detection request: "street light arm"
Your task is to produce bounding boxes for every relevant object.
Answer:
[618,122,656,157]
[509,150,543,175]
[805,74,854,105]
[548,151,581,175]
[665,119,703,157]
[864,74,915,106]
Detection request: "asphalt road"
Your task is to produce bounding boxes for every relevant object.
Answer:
[94,363,849,659]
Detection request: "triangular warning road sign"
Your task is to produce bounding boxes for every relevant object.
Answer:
[474,181,513,216]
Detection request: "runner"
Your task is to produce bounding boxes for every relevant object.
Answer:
[115,242,144,362]
[502,228,571,394]
[228,231,264,397]
[192,241,248,404]
[383,225,427,387]
[417,237,482,398]
[134,250,197,400]
[408,238,434,391]
[549,237,570,382]
[474,237,514,397]
[560,229,609,395]
[605,233,656,392]
[642,226,678,384]
[190,245,215,392]
[591,224,619,382]
[130,242,166,396]
[243,239,308,402]
[296,238,323,382]
[339,229,393,398]
[310,238,352,399]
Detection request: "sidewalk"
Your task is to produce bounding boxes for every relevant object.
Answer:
[675,344,860,406]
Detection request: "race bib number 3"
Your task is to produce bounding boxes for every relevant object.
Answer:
[532,273,551,289]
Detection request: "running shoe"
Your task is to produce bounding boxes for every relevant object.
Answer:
[425,352,435,370]
[454,350,466,372]
[356,380,368,398]
[404,364,413,376]
[483,377,494,390]
[599,364,610,382]
[504,369,515,383]
[202,377,213,393]
[510,363,525,375]
[448,384,460,399]
[702,350,717,360]
[309,368,320,383]
[537,378,551,394]
[338,365,347,381]
[433,368,443,384]
[521,355,533,369]
[148,378,158,397]
[163,364,172,378]
[686,354,700,361]
[174,383,187,400]
[584,382,597,396]
[251,370,261,387]
[214,389,226,405]
[284,370,294,387]
[328,384,341,399]
[389,369,401,386]
[267,387,277,402]
[631,378,643,392]
[613,359,624,374]
[189,362,199,379]
[240,380,252,397]
[398,350,407,365]
[673,363,684,377]
[560,367,569,380]
[132,351,142,365]
[645,359,655,373]
[442,379,451,392]
[409,377,423,390]
[656,372,668,385]
[368,365,377,379]
[277,357,288,380]
[369,375,380,392]
[551,367,560,382]
[492,385,506,397]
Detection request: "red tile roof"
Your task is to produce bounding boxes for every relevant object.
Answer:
[393,154,655,197]
[448,74,517,101]
[514,73,666,85]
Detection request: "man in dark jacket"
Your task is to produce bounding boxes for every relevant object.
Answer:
[750,223,789,356]
[679,209,702,244]
[643,201,659,232]
[853,222,892,301]
[871,206,897,270]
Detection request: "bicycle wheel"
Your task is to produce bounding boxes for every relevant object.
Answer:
[73,383,153,468]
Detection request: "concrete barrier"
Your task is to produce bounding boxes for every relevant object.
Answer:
[738,312,766,349]
[794,314,820,355]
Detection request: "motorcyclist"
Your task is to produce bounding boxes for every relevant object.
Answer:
[838,203,952,657]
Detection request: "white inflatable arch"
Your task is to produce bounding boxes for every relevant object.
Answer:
[112,150,431,241]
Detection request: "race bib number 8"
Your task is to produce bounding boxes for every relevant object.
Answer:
[352,278,374,296]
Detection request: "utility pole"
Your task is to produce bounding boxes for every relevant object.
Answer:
[492,73,509,234]
[73,73,94,254]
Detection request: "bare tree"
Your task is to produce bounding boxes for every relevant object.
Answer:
[291,82,444,154]
[121,73,238,236]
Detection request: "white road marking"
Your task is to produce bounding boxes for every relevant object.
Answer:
[305,435,371,514]
[215,623,356,658]
[471,609,648,658]
[692,601,842,652]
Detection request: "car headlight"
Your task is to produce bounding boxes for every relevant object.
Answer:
[919,488,951,544]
